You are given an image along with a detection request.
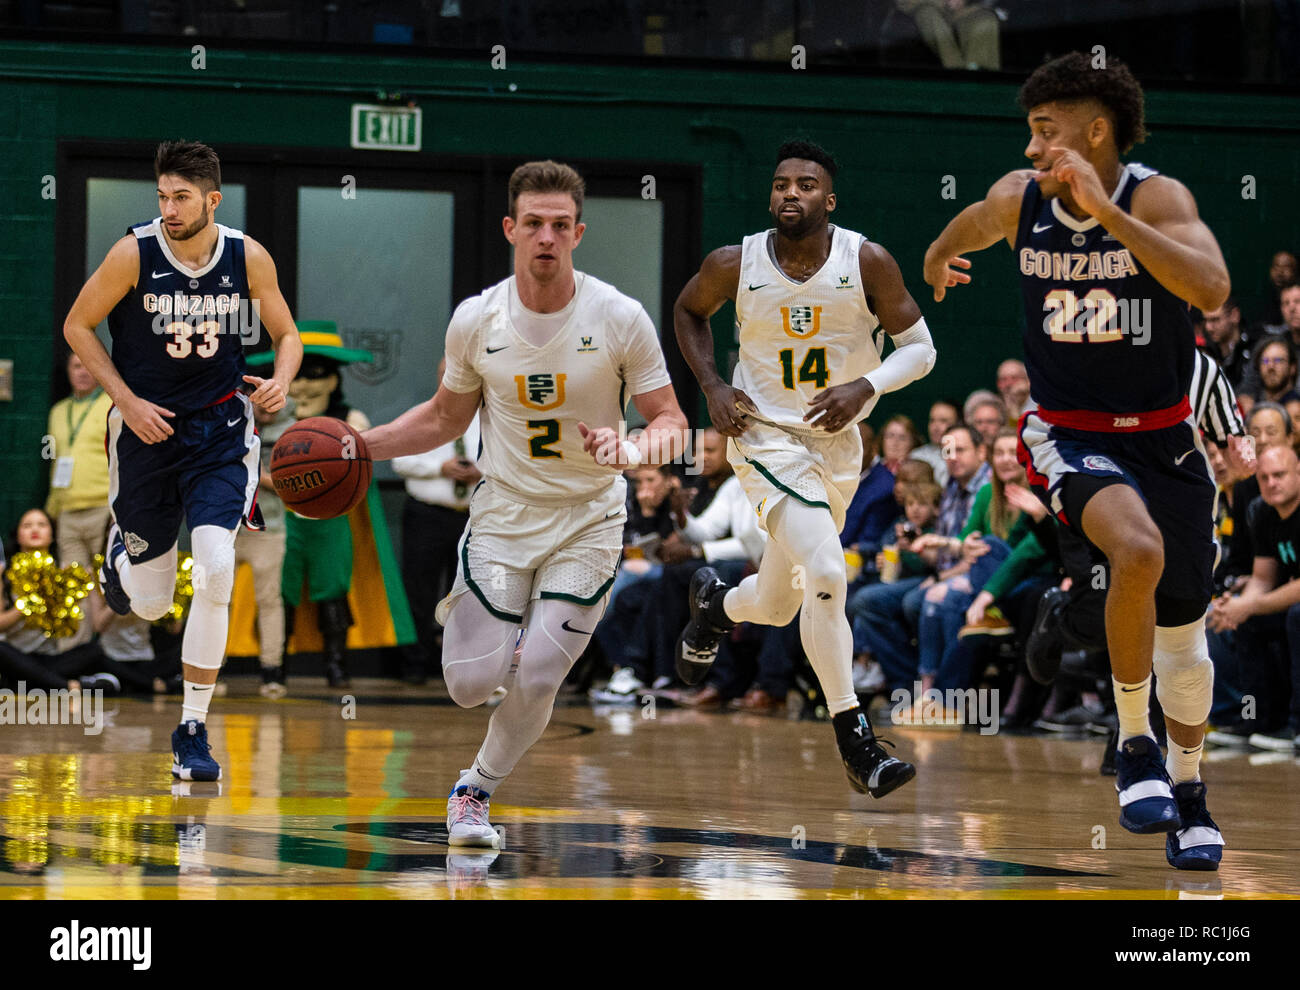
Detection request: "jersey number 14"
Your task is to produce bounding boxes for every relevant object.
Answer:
[779,347,829,389]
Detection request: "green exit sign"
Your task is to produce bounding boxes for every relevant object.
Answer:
[350,104,422,152]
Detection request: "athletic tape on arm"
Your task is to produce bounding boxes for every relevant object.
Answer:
[864,317,936,397]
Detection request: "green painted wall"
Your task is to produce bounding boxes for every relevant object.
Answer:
[2,40,1298,534]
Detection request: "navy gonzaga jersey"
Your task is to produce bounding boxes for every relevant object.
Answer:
[1015,163,1195,418]
[107,218,251,415]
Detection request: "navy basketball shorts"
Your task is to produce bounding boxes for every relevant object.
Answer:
[106,393,260,564]
[1018,411,1216,622]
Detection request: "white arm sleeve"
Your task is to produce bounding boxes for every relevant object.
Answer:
[864,317,936,397]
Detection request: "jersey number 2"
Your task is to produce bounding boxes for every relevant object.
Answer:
[163,320,220,359]
[779,347,829,389]
[528,419,562,459]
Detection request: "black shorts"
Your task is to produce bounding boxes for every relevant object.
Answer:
[1018,412,1216,622]
[106,393,261,564]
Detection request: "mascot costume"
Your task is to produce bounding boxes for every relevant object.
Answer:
[231,323,416,686]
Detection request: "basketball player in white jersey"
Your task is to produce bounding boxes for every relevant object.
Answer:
[364,161,688,846]
[674,141,936,798]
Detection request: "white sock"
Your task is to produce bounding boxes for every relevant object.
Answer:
[1113,673,1154,745]
[181,681,215,724]
[456,763,504,797]
[1166,741,1203,784]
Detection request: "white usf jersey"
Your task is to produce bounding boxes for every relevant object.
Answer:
[733,225,883,433]
[441,272,672,503]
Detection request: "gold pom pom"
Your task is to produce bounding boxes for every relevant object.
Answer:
[9,551,93,638]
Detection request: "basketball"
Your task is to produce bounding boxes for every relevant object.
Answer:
[270,416,372,519]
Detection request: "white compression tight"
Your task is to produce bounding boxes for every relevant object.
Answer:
[442,592,604,793]
[722,497,858,715]
[117,525,236,673]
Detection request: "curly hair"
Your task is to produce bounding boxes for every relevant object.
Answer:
[1018,52,1148,154]
[776,139,838,180]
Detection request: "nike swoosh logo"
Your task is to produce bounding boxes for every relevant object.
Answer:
[1174,449,1194,465]
[604,509,624,519]
[191,685,213,692]
[561,619,592,635]
[152,270,174,279]
[1032,223,1052,233]
[747,283,769,291]
[1119,685,1144,692]
[486,345,508,354]
[227,418,241,428]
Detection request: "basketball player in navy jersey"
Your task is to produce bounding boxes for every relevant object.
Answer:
[925,53,1253,870]
[63,141,303,782]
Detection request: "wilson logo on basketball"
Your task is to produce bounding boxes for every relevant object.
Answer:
[515,373,567,410]
[274,468,327,494]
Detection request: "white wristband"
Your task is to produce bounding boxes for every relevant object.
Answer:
[621,440,643,467]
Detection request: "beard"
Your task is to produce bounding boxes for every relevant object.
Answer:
[772,207,824,240]
[165,211,211,242]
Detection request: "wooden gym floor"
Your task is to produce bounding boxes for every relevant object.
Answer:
[0,679,1296,900]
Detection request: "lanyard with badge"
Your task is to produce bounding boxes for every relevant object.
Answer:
[52,388,102,488]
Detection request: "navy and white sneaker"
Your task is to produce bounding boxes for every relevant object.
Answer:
[835,708,916,799]
[98,523,132,616]
[675,566,733,686]
[172,720,222,781]
[1115,734,1179,834]
[1166,781,1224,871]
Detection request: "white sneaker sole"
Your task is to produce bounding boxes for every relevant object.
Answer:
[447,829,500,849]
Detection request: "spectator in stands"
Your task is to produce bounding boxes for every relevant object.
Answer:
[681,427,732,517]
[996,358,1033,422]
[841,414,920,565]
[0,508,152,694]
[393,358,480,684]
[591,464,680,700]
[1250,280,1300,350]
[894,0,1001,70]
[1205,391,1263,595]
[853,480,943,695]
[910,428,1039,693]
[1201,297,1255,392]
[964,389,1007,447]
[911,399,959,486]
[235,400,295,697]
[894,457,937,501]
[849,424,989,694]
[1260,251,1298,326]
[1239,336,1299,418]
[0,510,76,691]
[44,352,114,648]
[1209,444,1300,752]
